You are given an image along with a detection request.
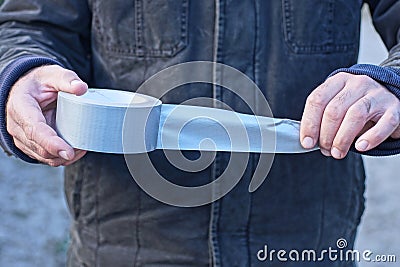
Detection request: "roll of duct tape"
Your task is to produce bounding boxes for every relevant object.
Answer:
[56,88,317,154]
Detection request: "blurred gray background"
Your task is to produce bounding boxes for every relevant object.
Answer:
[0,4,399,267]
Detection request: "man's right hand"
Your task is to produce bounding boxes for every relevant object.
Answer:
[6,65,88,166]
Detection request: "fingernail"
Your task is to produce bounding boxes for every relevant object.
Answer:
[320,148,331,157]
[331,147,342,159]
[356,140,369,151]
[70,80,81,86]
[302,137,314,149]
[58,150,71,160]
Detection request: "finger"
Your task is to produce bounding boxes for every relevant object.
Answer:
[63,150,87,166]
[15,138,86,167]
[355,109,400,152]
[14,139,67,167]
[36,65,88,95]
[14,138,56,160]
[8,92,75,159]
[330,97,373,159]
[7,118,53,158]
[8,115,75,160]
[319,86,365,152]
[300,74,347,149]
[25,122,75,160]
[7,93,44,127]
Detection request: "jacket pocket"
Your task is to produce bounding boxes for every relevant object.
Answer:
[282,0,360,54]
[92,0,189,57]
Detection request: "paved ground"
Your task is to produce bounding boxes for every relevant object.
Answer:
[0,155,67,267]
[0,5,399,267]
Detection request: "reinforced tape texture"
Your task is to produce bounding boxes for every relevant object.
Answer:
[56,89,317,154]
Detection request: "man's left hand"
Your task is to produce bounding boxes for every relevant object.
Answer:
[300,72,400,159]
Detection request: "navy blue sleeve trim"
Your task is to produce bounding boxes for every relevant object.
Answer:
[329,64,400,157]
[0,56,63,163]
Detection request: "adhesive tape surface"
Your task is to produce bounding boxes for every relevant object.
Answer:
[56,89,317,154]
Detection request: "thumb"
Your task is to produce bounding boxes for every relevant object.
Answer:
[38,65,88,96]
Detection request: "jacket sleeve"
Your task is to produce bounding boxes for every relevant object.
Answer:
[0,0,92,162]
[368,0,400,70]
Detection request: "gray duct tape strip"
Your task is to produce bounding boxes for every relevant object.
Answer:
[56,89,318,154]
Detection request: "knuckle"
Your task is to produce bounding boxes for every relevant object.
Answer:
[319,136,332,150]
[351,109,367,121]
[324,105,342,122]
[319,143,331,151]
[355,75,370,84]
[47,161,57,167]
[353,75,374,88]
[334,136,352,148]
[27,141,39,154]
[25,137,53,158]
[333,90,351,105]
[47,160,62,167]
[304,123,319,135]
[358,76,384,93]
[24,124,35,141]
[62,69,74,76]
[372,130,387,142]
[320,143,331,150]
[36,146,52,158]
[41,65,60,74]
[349,103,369,121]
[363,96,376,111]
[328,72,347,80]
[307,91,326,109]
[32,65,48,81]
[319,142,329,150]
[385,112,400,128]
[62,69,78,80]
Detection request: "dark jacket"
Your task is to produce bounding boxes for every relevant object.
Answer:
[0,0,400,266]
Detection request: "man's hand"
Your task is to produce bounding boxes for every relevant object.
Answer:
[6,65,88,166]
[300,72,400,159]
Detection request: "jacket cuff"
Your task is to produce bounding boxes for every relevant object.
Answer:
[0,56,63,163]
[329,64,400,156]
